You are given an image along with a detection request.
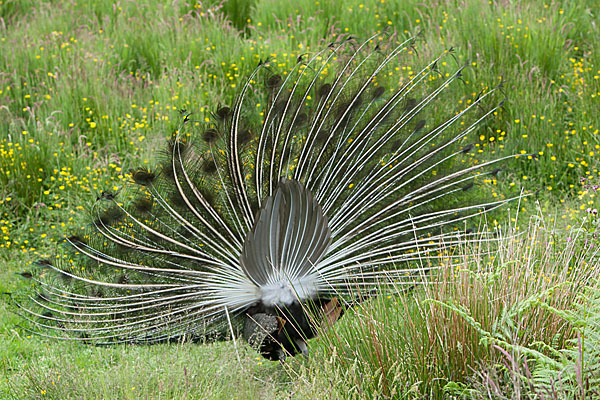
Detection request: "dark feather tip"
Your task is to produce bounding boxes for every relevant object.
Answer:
[200,188,215,205]
[161,164,175,181]
[293,112,308,127]
[414,119,426,131]
[403,98,417,112]
[266,74,282,89]
[134,197,153,213]
[67,235,86,247]
[170,192,188,208]
[202,128,220,143]
[36,293,49,302]
[98,191,116,201]
[348,94,363,111]
[18,272,33,279]
[462,144,474,154]
[372,86,385,99]
[131,168,156,186]
[201,159,217,174]
[315,129,330,144]
[35,259,53,268]
[272,100,287,114]
[97,207,124,226]
[317,83,332,98]
[237,129,254,145]
[216,106,232,120]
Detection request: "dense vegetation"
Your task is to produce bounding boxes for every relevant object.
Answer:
[1,0,598,398]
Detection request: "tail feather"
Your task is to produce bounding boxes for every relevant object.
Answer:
[14,34,521,348]
[241,179,330,305]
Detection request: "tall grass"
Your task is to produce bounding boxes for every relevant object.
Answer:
[292,211,600,398]
[460,283,600,399]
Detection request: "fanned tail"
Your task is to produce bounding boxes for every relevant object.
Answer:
[14,34,520,347]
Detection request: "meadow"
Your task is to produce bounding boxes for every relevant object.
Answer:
[1,0,599,398]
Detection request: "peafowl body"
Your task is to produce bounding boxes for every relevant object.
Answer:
[18,35,516,360]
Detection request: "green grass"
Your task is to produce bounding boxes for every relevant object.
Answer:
[1,0,599,398]
[2,335,284,399]
[294,213,599,398]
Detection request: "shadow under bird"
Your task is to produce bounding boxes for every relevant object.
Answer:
[14,34,521,361]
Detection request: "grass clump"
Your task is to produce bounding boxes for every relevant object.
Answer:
[459,283,600,399]
[293,212,599,398]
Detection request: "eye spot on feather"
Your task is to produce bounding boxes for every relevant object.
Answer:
[237,129,254,145]
[201,159,217,174]
[130,168,155,186]
[134,198,153,213]
[272,100,287,114]
[216,106,232,120]
[202,128,219,143]
[372,86,386,99]
[414,119,426,131]
[266,74,282,89]
[317,83,332,98]
[462,143,474,154]
[293,112,308,127]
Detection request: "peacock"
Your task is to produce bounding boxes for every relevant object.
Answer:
[14,34,519,361]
